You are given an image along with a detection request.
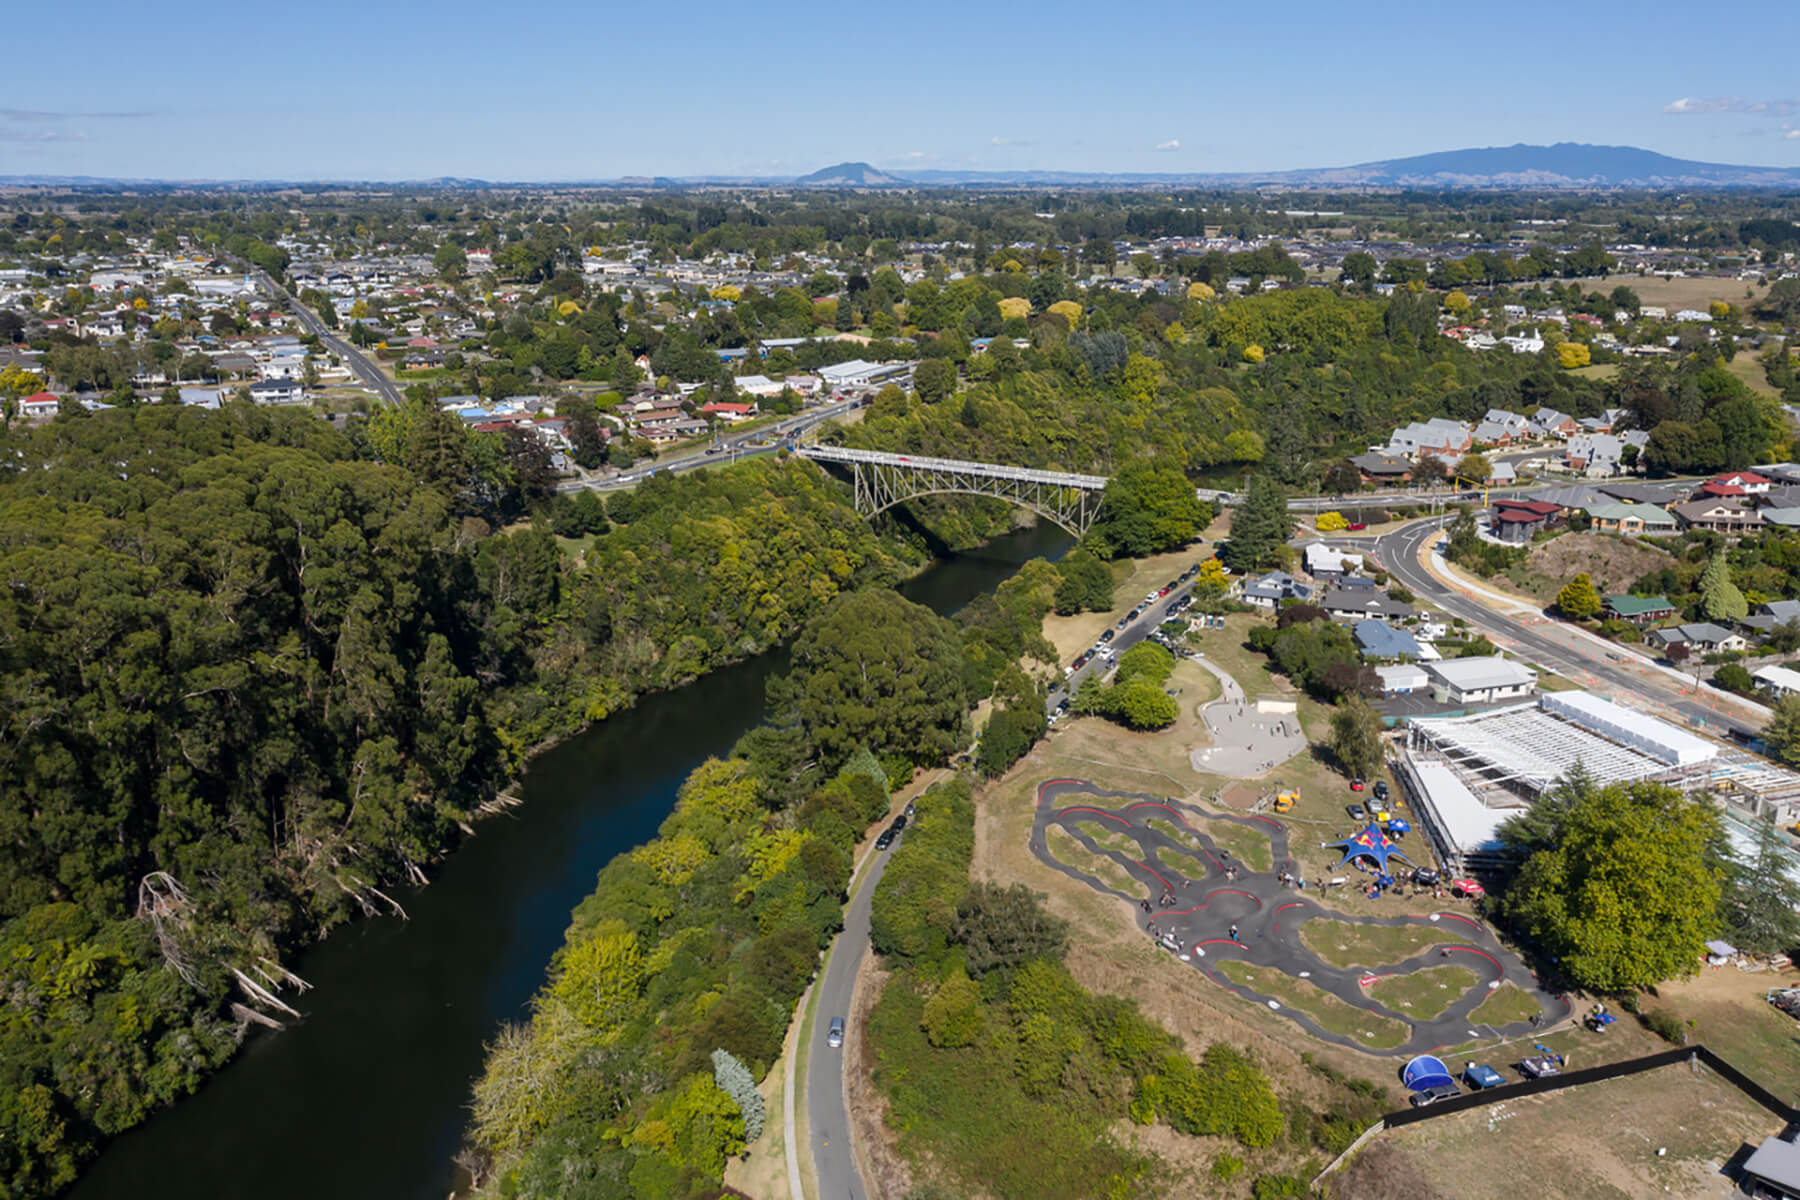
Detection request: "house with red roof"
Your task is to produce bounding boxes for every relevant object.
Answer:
[1489,499,1564,543]
[1710,471,1772,494]
[699,401,757,421]
[18,391,61,420]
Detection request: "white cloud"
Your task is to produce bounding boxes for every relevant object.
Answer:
[1787,128,1800,140]
[902,150,928,160]
[1154,139,1180,152]
[1665,96,1799,116]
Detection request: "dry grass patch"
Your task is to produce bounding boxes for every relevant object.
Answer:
[1299,919,1461,970]
[1468,982,1544,1028]
[1368,966,1478,1021]
[1045,825,1143,898]
[1217,960,1411,1050]
[1524,532,1673,601]
[1649,967,1800,1098]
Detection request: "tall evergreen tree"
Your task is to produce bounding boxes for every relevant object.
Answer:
[1698,552,1747,622]
[1222,474,1289,572]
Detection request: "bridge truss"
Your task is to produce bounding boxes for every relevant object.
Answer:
[796,444,1109,537]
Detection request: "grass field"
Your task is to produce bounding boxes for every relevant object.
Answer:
[1469,982,1545,1028]
[1333,1062,1786,1200]
[1218,960,1411,1050]
[1299,919,1462,970]
[1045,825,1142,898]
[1369,966,1479,1021]
[1069,818,1143,859]
[1649,968,1800,1100]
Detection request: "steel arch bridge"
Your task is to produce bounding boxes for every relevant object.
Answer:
[795,444,1109,536]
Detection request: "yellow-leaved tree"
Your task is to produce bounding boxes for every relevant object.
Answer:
[1444,290,1471,314]
[710,284,742,302]
[1047,299,1082,329]
[1316,511,1348,531]
[1555,341,1592,369]
[1186,281,1216,301]
[998,296,1031,320]
[1242,344,1265,363]
[552,921,645,1031]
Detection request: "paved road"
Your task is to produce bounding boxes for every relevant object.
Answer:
[555,396,866,495]
[1052,566,1213,714]
[245,269,404,406]
[807,823,896,1200]
[1370,518,1763,738]
[1032,781,1569,1056]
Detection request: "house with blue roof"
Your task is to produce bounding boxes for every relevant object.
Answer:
[1354,619,1422,661]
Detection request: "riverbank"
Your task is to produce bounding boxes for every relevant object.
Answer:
[68,521,1072,1200]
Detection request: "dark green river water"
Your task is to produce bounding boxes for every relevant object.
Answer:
[69,522,1070,1200]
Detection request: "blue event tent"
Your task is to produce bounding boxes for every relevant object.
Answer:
[1326,823,1414,873]
[1402,1054,1454,1092]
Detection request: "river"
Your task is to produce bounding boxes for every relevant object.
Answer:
[69,521,1072,1200]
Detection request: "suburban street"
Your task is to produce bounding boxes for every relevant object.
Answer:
[1052,563,1215,712]
[806,821,895,1200]
[1368,518,1766,739]
[247,268,404,406]
[558,394,867,494]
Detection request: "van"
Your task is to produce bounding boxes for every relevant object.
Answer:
[827,1017,845,1049]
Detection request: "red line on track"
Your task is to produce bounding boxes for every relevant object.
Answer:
[1136,861,1174,892]
[1057,806,1129,824]
[1434,912,1482,929]
[1445,945,1501,970]
[1246,814,1282,828]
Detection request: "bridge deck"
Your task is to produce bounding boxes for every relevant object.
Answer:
[795,444,1108,491]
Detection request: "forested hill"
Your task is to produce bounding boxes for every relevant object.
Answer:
[0,404,920,1195]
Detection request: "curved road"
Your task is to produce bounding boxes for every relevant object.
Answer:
[1369,518,1764,738]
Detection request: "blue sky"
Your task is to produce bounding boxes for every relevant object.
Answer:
[5,0,1798,180]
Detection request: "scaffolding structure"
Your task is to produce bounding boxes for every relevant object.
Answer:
[1405,701,1676,796]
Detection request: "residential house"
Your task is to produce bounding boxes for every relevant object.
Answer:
[1741,599,1800,639]
[18,391,61,419]
[1529,407,1578,439]
[1646,623,1749,654]
[1350,452,1413,485]
[1751,664,1800,700]
[1422,656,1537,705]
[1669,498,1765,534]
[1596,481,1684,506]
[1706,470,1773,495]
[1602,594,1675,624]
[249,380,305,404]
[1303,544,1364,581]
[1564,432,1645,476]
[1584,501,1678,536]
[698,401,756,422]
[1319,587,1413,622]
[1386,418,1472,459]
[1354,620,1423,661]
[1238,571,1312,610]
[1489,499,1563,543]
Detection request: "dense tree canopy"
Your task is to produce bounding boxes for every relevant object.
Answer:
[1500,775,1727,993]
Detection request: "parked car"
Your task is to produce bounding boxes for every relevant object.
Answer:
[904,801,916,819]
[1411,867,1441,887]
[1346,521,1368,531]
[1373,780,1390,801]
[1099,629,1115,644]
[1448,878,1486,899]
[1349,778,1365,791]
[889,814,907,833]
[1346,804,1366,821]
[827,1017,845,1048]
[875,828,897,850]
[1408,1083,1460,1108]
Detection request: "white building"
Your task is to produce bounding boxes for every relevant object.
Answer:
[1423,656,1537,705]
[1752,664,1800,700]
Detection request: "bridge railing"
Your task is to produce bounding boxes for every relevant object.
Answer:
[794,444,1109,491]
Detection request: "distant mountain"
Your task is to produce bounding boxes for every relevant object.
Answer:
[879,144,1800,189]
[1281,143,1800,188]
[793,161,903,187]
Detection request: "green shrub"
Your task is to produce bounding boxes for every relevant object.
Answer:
[1211,1154,1245,1182]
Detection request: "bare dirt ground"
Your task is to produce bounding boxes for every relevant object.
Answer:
[845,955,915,1200]
[1331,1062,1785,1200]
[1563,274,1768,314]
[1524,532,1673,601]
[1647,964,1800,1098]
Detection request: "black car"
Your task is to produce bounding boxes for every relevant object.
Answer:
[1373,780,1390,801]
[1098,629,1115,644]
[889,814,907,833]
[875,828,896,850]
[1408,1084,1460,1108]
[1411,867,1441,887]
